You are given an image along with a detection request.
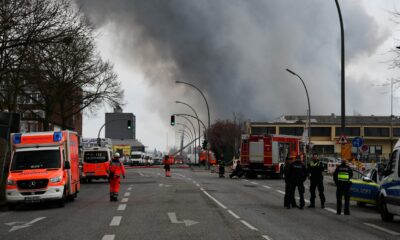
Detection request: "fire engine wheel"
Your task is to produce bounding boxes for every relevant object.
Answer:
[245,172,257,179]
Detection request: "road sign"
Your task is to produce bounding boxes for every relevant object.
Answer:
[361,144,369,153]
[352,137,364,148]
[336,135,349,144]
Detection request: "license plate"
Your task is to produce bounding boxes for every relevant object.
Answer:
[25,196,40,202]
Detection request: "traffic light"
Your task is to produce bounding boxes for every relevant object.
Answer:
[202,140,208,150]
[127,120,132,129]
[170,115,175,126]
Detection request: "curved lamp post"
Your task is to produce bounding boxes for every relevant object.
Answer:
[286,68,311,165]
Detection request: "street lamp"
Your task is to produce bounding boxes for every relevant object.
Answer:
[176,81,211,168]
[286,68,311,164]
[176,100,201,164]
[334,0,346,156]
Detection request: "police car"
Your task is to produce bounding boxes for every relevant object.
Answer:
[378,140,400,222]
[350,168,380,207]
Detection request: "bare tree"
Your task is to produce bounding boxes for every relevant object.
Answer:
[0,0,123,130]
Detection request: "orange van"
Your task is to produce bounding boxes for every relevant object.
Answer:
[6,131,80,209]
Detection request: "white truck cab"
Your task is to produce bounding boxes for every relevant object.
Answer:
[378,140,400,221]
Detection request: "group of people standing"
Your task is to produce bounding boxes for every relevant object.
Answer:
[284,153,353,215]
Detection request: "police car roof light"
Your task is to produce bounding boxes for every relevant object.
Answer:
[13,134,21,144]
[53,132,62,142]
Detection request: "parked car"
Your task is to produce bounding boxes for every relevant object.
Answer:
[350,168,380,207]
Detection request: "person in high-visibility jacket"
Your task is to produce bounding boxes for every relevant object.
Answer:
[163,155,171,177]
[109,152,126,202]
[333,159,353,215]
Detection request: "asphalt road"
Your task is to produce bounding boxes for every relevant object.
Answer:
[0,167,399,240]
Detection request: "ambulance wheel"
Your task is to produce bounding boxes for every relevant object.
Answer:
[7,203,16,211]
[356,201,366,207]
[58,189,66,207]
[379,196,394,222]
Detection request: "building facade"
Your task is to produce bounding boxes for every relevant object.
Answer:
[105,112,136,140]
[246,115,400,161]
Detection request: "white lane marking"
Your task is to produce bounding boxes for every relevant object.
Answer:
[196,184,200,187]
[159,183,164,187]
[263,185,272,189]
[363,223,400,236]
[6,217,46,232]
[128,187,132,191]
[129,184,133,187]
[240,220,258,231]
[124,192,131,197]
[102,235,115,240]
[167,212,199,227]
[276,190,285,195]
[138,172,144,177]
[250,181,259,185]
[227,210,240,219]
[117,204,127,211]
[174,173,186,178]
[200,188,205,191]
[244,179,249,182]
[202,190,227,209]
[109,216,122,226]
[262,235,273,240]
[121,198,129,203]
[324,207,337,214]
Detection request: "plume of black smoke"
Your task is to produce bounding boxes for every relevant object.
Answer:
[75,0,389,122]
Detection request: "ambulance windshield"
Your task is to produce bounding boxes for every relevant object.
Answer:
[11,150,61,170]
[84,151,109,163]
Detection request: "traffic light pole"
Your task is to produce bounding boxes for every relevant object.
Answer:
[97,118,132,146]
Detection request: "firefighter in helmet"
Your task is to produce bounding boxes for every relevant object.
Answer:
[163,155,171,177]
[109,152,126,202]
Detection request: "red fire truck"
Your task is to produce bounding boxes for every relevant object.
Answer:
[240,134,301,178]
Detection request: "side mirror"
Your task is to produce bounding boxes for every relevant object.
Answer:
[362,176,372,182]
[64,161,71,170]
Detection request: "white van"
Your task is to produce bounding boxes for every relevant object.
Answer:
[378,140,400,221]
[130,151,144,166]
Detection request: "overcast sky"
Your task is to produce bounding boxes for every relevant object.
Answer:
[77,0,400,152]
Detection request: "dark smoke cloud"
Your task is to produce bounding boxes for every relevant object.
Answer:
[75,0,389,123]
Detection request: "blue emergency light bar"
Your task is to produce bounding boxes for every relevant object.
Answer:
[13,134,22,144]
[53,132,63,142]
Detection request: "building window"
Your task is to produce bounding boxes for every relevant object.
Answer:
[393,128,400,137]
[369,145,382,155]
[364,127,389,137]
[279,127,303,136]
[313,145,334,154]
[251,127,276,135]
[311,127,331,137]
[335,127,360,136]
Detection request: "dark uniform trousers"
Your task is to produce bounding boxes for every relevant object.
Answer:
[309,179,325,206]
[336,182,351,214]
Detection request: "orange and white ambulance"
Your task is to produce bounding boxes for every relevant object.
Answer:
[6,131,80,209]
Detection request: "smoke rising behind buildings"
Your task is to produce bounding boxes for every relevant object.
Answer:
[76,0,394,147]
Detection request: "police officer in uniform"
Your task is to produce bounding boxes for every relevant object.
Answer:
[289,155,307,209]
[284,157,297,209]
[307,153,326,208]
[333,159,353,215]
